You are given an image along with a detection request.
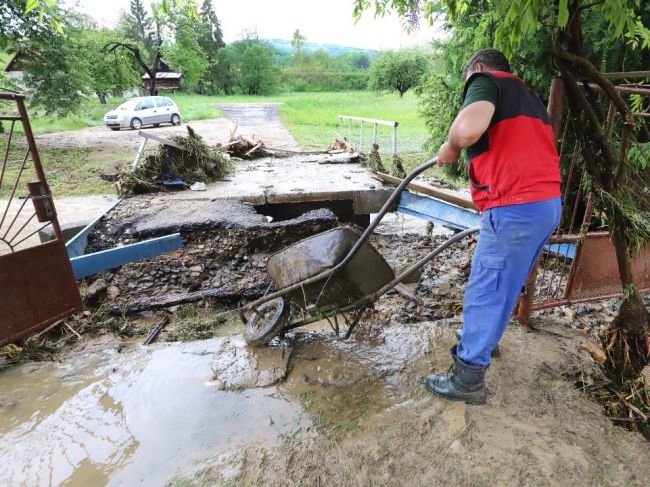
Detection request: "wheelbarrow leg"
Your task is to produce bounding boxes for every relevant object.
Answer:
[345,307,367,339]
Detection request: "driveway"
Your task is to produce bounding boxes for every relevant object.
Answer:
[35,103,300,151]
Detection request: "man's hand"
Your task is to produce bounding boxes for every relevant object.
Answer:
[437,141,461,166]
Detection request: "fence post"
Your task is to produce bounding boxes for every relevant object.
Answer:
[348,119,352,143]
[392,123,397,155]
[373,123,378,145]
[359,120,364,152]
[338,116,342,138]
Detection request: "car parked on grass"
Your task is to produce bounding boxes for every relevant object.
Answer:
[103,96,182,131]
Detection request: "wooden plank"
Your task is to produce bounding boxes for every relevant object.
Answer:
[69,233,183,279]
[374,172,478,211]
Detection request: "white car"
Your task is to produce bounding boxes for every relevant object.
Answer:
[103,96,182,131]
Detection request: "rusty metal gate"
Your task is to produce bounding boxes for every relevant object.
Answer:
[0,92,82,345]
[518,75,650,323]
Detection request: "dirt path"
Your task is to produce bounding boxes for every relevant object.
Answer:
[215,103,300,150]
[34,103,299,151]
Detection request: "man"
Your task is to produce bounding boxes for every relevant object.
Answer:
[425,49,562,405]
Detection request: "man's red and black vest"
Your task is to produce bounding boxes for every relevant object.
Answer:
[463,71,561,211]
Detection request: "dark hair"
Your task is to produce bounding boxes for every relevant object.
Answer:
[464,49,511,76]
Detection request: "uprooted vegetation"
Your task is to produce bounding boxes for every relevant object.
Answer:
[118,126,232,195]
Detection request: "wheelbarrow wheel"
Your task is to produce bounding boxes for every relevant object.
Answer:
[244,298,288,347]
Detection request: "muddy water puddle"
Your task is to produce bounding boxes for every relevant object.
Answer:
[0,315,456,486]
[0,338,307,486]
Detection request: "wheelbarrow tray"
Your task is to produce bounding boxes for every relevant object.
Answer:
[266,227,394,307]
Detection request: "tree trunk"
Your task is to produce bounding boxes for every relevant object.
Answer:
[556,2,649,366]
[96,91,107,104]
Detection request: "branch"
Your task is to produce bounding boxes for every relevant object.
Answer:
[104,42,153,78]
[553,44,633,127]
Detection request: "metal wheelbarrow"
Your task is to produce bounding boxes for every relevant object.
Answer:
[241,157,480,346]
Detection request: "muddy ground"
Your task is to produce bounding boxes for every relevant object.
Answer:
[3,93,650,483]
[2,204,649,486]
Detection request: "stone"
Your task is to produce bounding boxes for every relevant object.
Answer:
[85,278,108,306]
[210,336,293,390]
[107,285,121,301]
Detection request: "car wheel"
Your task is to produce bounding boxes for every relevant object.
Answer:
[109,127,120,131]
[130,118,143,130]
[171,114,181,126]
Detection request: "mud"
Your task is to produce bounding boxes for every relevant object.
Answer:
[3,208,650,485]
[210,336,293,390]
[0,337,308,487]
[193,318,650,487]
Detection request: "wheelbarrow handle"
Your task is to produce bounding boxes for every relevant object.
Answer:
[331,156,439,274]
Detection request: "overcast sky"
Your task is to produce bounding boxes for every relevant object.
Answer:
[66,0,444,50]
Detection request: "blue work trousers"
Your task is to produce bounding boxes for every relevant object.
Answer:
[457,197,562,366]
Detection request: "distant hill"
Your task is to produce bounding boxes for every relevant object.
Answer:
[265,39,379,57]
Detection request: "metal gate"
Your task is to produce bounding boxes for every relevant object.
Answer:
[0,91,82,345]
[517,75,650,323]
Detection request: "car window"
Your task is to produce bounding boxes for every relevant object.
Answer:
[154,97,165,107]
[164,98,174,107]
[140,98,154,110]
[134,102,142,111]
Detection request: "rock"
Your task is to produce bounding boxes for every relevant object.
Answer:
[210,336,293,390]
[85,278,108,306]
[107,285,121,301]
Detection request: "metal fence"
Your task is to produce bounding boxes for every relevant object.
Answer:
[0,91,82,345]
[517,75,650,323]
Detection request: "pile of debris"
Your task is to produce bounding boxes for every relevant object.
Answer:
[215,128,275,159]
[118,126,231,195]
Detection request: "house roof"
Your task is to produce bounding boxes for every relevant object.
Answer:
[3,52,23,72]
[141,72,182,80]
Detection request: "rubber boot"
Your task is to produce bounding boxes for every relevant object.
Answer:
[426,347,487,405]
[455,328,500,358]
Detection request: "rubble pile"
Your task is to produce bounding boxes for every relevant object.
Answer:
[82,197,339,312]
[118,126,231,195]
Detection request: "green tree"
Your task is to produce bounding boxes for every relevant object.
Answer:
[213,45,238,94]
[83,27,140,104]
[163,18,209,90]
[368,48,431,97]
[238,41,279,95]
[337,51,372,70]
[291,29,307,65]
[122,0,154,52]
[355,0,650,432]
[107,0,198,95]
[199,0,224,51]
[22,22,92,116]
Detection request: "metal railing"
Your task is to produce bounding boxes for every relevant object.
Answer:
[338,115,398,155]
